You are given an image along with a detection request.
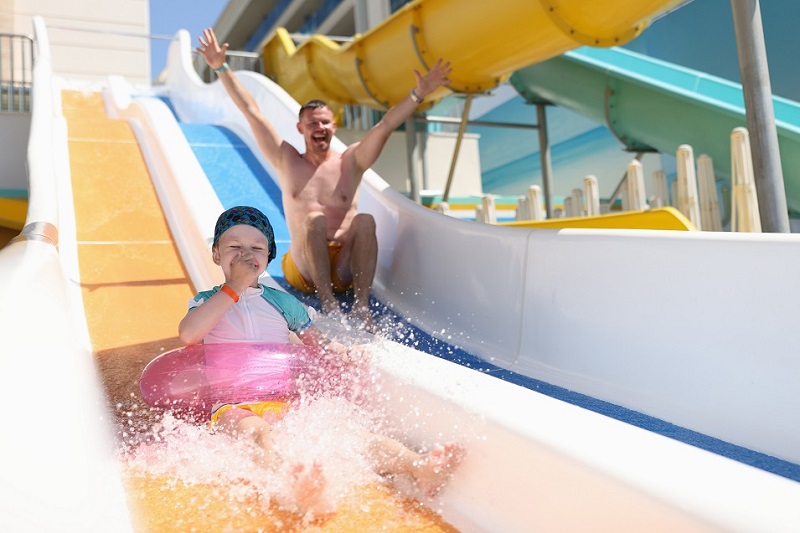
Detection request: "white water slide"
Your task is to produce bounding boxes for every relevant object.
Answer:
[1,20,799,531]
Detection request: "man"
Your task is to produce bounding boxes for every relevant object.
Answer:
[197,28,452,329]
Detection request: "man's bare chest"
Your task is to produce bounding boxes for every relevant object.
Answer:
[285,158,356,206]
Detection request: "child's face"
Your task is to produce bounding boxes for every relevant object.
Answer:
[212,224,271,284]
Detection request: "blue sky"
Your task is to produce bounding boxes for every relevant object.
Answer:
[149,0,227,80]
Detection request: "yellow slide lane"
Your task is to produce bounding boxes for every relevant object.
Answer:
[63,91,458,532]
[64,90,193,353]
[262,0,688,112]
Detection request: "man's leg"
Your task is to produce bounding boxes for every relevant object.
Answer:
[301,212,340,314]
[346,214,377,323]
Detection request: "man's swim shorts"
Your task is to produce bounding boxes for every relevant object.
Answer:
[281,242,353,294]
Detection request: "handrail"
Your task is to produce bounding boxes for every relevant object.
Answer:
[0,32,35,112]
[192,49,263,83]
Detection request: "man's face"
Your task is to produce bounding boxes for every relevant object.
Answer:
[298,106,336,153]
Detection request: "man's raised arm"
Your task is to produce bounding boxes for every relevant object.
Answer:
[196,28,285,166]
[351,59,452,172]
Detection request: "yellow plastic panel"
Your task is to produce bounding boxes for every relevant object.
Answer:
[0,198,27,230]
[501,207,697,231]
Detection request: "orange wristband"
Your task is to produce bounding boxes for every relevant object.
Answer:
[220,284,239,303]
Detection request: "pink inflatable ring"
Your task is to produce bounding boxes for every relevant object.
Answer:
[139,343,316,415]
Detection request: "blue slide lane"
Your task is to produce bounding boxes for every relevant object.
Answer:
[180,123,290,278]
[174,106,800,482]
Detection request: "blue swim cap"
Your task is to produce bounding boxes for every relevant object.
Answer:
[212,206,276,263]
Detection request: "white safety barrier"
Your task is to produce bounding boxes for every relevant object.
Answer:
[583,175,600,215]
[528,185,544,220]
[652,169,669,208]
[676,144,702,228]
[730,127,762,232]
[624,159,648,211]
[570,187,584,217]
[697,154,723,231]
[477,194,496,223]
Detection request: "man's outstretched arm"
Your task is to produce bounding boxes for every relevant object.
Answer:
[352,59,452,172]
[196,28,285,166]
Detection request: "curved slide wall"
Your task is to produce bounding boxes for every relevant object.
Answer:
[509,46,800,215]
[161,30,800,530]
[165,21,800,471]
[259,0,689,112]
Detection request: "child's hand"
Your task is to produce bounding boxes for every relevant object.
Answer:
[229,251,260,288]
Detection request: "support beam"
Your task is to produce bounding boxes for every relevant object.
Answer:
[536,103,555,218]
[405,117,420,203]
[730,0,789,232]
[442,94,474,203]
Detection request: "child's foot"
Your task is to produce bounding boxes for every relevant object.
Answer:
[410,443,465,496]
[291,462,335,520]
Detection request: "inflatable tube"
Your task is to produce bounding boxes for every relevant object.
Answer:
[139,343,316,414]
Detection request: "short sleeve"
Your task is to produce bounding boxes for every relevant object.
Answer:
[262,287,312,332]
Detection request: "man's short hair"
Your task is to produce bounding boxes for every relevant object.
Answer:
[298,99,330,120]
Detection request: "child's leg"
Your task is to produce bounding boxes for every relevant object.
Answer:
[290,462,335,519]
[216,407,276,463]
[217,407,334,518]
[367,434,465,496]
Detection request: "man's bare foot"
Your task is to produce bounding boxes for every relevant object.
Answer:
[351,306,377,334]
[319,295,342,316]
[291,462,335,520]
[410,443,465,497]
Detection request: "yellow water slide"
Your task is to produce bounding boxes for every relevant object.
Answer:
[262,0,688,112]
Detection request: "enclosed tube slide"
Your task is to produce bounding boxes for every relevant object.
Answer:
[509,46,800,215]
[260,0,689,111]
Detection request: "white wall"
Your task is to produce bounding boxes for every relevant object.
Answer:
[9,0,150,84]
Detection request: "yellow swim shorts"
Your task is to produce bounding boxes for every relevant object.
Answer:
[210,400,287,424]
[281,242,353,294]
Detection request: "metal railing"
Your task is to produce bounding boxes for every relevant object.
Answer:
[0,32,35,112]
[193,49,263,83]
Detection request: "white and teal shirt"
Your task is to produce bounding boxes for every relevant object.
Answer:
[188,283,313,344]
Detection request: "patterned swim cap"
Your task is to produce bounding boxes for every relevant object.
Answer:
[212,206,276,263]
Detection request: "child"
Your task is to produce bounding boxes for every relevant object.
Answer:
[178,206,463,519]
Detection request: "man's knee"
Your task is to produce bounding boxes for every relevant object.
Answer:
[352,213,376,236]
[303,212,328,236]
